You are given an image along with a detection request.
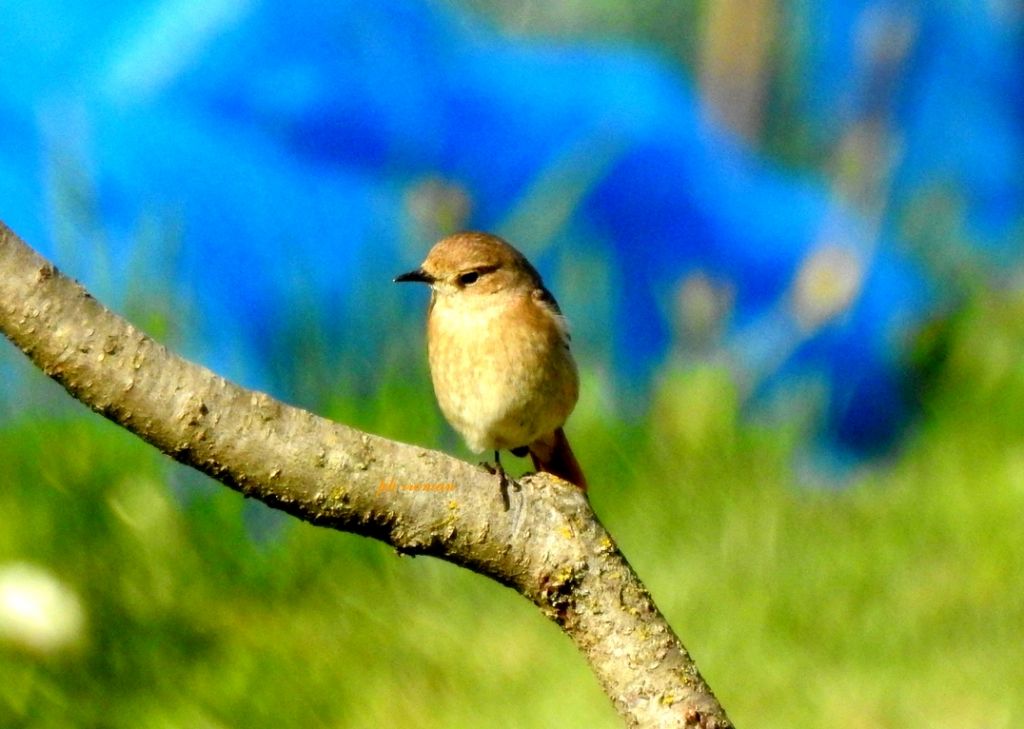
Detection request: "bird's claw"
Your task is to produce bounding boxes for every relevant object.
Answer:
[480,458,519,511]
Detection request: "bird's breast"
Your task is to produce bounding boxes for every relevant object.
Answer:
[426,292,578,452]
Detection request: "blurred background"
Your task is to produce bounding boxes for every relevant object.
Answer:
[1,1,1023,727]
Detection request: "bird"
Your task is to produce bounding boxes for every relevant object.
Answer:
[395,231,588,492]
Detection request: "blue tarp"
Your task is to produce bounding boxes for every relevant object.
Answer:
[1,0,1020,455]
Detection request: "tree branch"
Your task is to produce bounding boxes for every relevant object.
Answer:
[0,220,733,728]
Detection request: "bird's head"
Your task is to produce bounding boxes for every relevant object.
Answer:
[394,231,542,299]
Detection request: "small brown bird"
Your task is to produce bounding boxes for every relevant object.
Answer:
[395,231,587,491]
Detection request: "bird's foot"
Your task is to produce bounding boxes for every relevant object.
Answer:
[481,452,520,511]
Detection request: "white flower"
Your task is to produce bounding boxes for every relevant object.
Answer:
[0,563,85,655]
[791,243,863,330]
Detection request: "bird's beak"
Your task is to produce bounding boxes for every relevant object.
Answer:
[394,268,434,284]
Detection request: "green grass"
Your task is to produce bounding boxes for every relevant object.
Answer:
[2,291,1024,728]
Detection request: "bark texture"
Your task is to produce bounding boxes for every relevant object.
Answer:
[0,220,733,728]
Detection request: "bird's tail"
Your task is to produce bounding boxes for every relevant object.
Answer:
[530,427,588,491]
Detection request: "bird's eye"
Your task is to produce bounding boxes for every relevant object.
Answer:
[458,271,480,286]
